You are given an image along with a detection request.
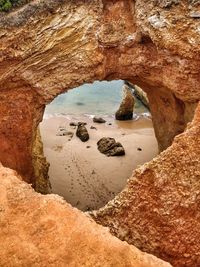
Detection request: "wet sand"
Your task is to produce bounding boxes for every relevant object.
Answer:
[40,115,158,211]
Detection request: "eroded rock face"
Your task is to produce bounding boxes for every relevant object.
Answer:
[0,1,200,266]
[0,0,200,187]
[97,137,125,156]
[0,165,171,267]
[91,102,200,267]
[115,84,135,120]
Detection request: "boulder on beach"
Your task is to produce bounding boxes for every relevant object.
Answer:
[97,137,125,156]
[115,84,135,120]
[93,116,106,123]
[76,123,89,142]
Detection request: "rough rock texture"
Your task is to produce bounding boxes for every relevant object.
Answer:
[91,102,200,267]
[0,0,200,187]
[76,123,89,142]
[0,165,171,267]
[0,1,200,266]
[97,137,125,156]
[32,128,51,194]
[115,84,135,120]
[93,116,106,123]
[134,85,149,109]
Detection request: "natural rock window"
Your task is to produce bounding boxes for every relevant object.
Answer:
[40,80,157,211]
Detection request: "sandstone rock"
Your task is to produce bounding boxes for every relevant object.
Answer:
[155,0,180,8]
[76,123,89,142]
[0,1,200,265]
[0,165,171,267]
[189,11,200,18]
[93,116,106,123]
[132,84,149,109]
[91,102,200,267]
[32,128,51,194]
[115,84,135,121]
[0,0,199,188]
[97,137,125,156]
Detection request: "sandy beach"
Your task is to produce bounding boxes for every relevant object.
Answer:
[40,115,158,211]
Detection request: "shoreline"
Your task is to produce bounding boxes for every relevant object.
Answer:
[40,114,158,211]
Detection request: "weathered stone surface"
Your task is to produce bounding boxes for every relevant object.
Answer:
[93,116,106,123]
[0,165,171,267]
[97,137,125,156]
[76,123,89,142]
[91,102,200,267]
[32,128,51,194]
[0,0,200,187]
[134,85,149,109]
[115,84,135,120]
[0,1,200,266]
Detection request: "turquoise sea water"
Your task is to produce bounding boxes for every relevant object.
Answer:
[44,80,148,117]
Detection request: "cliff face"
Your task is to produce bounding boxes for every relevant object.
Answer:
[0,164,171,267]
[0,0,200,266]
[92,102,200,267]
[0,0,199,187]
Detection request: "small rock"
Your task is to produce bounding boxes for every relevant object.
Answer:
[90,126,97,130]
[69,122,78,127]
[137,147,142,151]
[93,116,106,123]
[86,146,91,149]
[108,123,112,125]
[76,123,89,142]
[97,137,125,156]
[56,127,68,136]
[66,131,74,138]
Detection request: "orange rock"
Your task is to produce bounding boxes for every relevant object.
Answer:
[92,102,200,266]
[0,1,200,266]
[0,0,199,189]
[0,165,171,267]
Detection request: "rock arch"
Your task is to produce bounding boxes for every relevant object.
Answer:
[0,0,200,266]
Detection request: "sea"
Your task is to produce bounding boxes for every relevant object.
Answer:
[44,80,149,118]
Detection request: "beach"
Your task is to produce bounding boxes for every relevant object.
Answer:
[40,114,158,211]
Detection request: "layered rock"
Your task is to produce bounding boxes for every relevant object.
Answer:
[134,85,149,109]
[0,1,200,266]
[0,164,171,267]
[0,0,199,188]
[115,84,135,120]
[91,102,200,267]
